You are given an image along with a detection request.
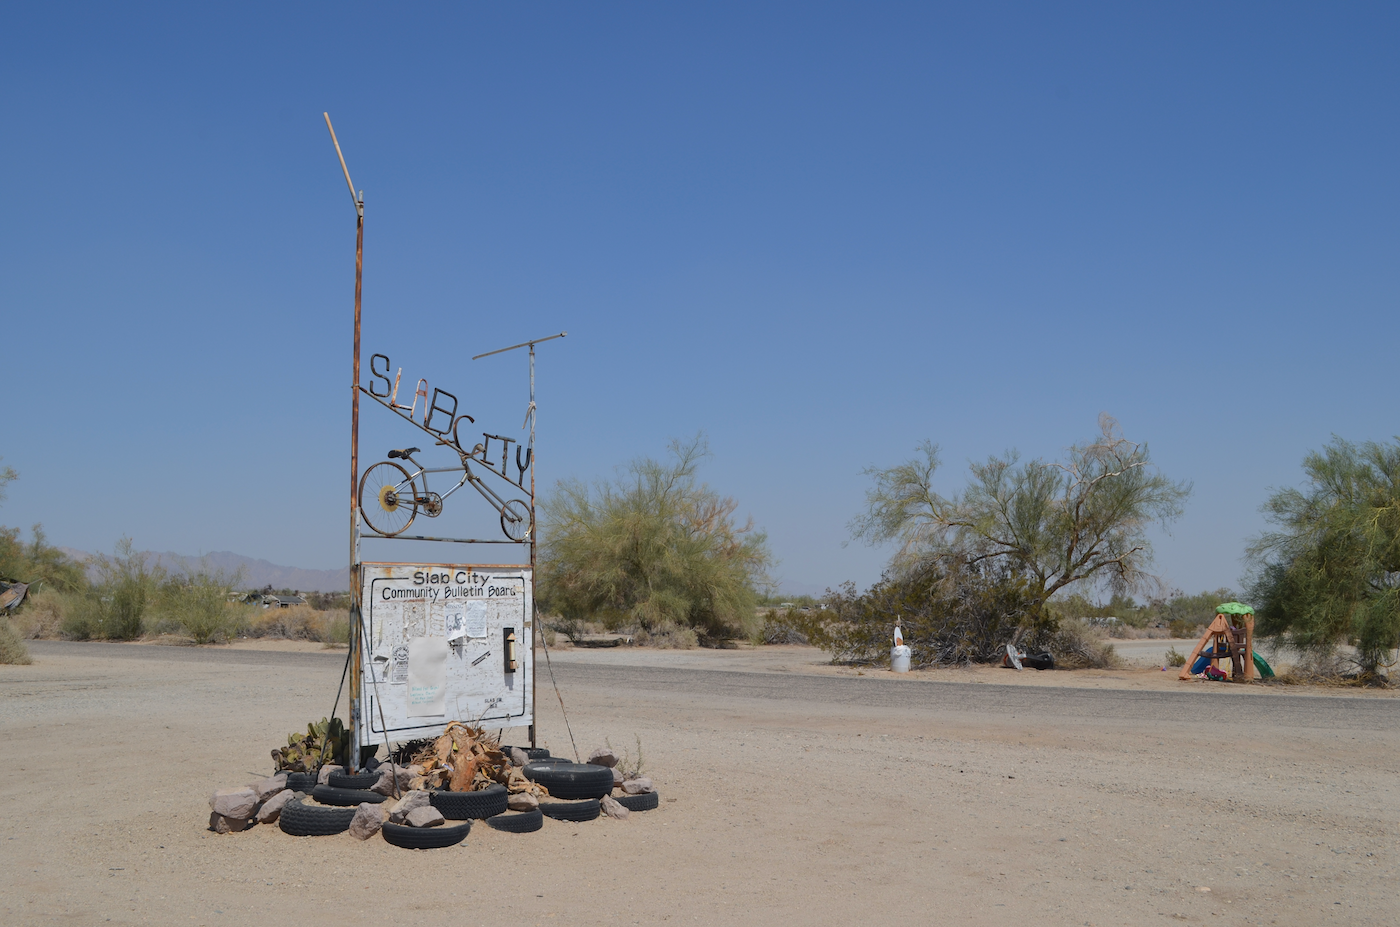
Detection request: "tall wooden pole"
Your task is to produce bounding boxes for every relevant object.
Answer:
[325,113,365,770]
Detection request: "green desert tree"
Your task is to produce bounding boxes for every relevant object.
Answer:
[538,435,773,642]
[852,414,1191,631]
[1246,436,1400,678]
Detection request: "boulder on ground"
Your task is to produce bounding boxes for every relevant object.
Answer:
[611,767,624,787]
[507,791,539,812]
[208,811,252,833]
[209,787,258,819]
[621,777,654,795]
[587,747,618,768]
[250,775,287,802]
[406,805,444,828]
[509,747,530,767]
[348,802,384,840]
[317,765,344,786]
[387,790,432,825]
[600,796,629,820]
[256,789,296,824]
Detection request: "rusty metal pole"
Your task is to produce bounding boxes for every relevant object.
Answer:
[528,341,536,748]
[325,113,365,772]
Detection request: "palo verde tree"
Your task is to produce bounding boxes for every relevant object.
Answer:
[851,415,1191,630]
[537,435,772,642]
[1247,437,1400,678]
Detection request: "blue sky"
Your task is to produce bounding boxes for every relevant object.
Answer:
[2,3,1397,598]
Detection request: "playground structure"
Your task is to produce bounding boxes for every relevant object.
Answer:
[1178,602,1262,681]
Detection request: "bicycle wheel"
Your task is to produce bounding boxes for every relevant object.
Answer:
[500,499,533,541]
[359,461,418,536]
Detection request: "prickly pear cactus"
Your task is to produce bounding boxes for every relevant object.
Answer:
[271,716,348,772]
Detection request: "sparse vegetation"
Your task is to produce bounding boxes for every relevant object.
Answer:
[0,618,31,664]
[538,435,773,645]
[1165,646,1187,667]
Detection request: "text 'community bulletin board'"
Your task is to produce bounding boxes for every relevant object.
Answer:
[356,562,533,746]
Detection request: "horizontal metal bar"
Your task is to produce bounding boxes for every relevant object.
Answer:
[471,332,566,360]
[361,532,528,544]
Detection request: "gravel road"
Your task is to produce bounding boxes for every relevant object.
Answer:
[3,640,1397,926]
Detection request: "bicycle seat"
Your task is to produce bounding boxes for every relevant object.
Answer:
[387,447,420,459]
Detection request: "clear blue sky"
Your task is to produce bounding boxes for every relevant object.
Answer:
[3,3,1397,598]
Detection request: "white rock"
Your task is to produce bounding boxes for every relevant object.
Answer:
[586,747,619,768]
[388,789,432,825]
[256,789,295,823]
[348,802,384,840]
[209,787,258,819]
[507,792,539,811]
[600,796,630,820]
[406,806,444,828]
[621,777,654,795]
[318,765,343,786]
[249,775,287,802]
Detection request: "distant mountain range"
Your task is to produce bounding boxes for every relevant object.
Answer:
[59,548,348,592]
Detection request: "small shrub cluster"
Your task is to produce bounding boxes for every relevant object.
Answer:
[0,618,31,664]
[1042,618,1120,669]
[755,608,809,645]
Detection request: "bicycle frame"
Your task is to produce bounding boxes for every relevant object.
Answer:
[397,457,514,517]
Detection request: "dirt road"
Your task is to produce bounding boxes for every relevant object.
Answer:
[2,640,1396,926]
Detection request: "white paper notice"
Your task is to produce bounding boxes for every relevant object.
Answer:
[444,610,467,642]
[465,601,488,638]
[406,636,448,716]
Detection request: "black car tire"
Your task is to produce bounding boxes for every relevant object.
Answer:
[522,763,614,800]
[485,809,543,833]
[614,791,659,812]
[328,771,381,790]
[381,820,471,849]
[430,784,508,820]
[539,799,601,822]
[311,784,386,806]
[278,795,355,836]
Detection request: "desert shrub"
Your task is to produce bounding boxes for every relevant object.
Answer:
[0,523,89,593]
[14,587,67,639]
[61,592,106,640]
[634,622,698,649]
[245,604,348,643]
[538,435,773,642]
[1168,618,1203,638]
[163,566,243,643]
[79,538,164,640]
[0,619,31,664]
[798,558,1038,666]
[755,608,809,645]
[1165,646,1187,667]
[1043,618,1120,669]
[547,616,589,643]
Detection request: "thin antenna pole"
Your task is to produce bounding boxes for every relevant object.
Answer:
[528,341,536,747]
[326,112,366,770]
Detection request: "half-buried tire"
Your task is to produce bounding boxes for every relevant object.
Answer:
[615,791,659,812]
[485,809,543,833]
[279,795,355,836]
[522,763,614,800]
[311,784,386,806]
[539,798,601,822]
[328,770,381,790]
[503,746,551,760]
[283,772,317,792]
[430,784,508,820]
[381,820,471,849]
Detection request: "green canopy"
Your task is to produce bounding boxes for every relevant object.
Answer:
[1216,601,1255,616]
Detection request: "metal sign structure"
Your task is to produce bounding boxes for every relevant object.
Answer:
[324,114,565,768]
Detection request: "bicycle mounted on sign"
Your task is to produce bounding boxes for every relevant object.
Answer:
[357,353,533,541]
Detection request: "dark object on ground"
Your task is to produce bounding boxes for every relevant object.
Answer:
[381,820,471,849]
[311,784,386,806]
[1022,652,1055,670]
[430,783,508,820]
[485,809,544,833]
[614,791,660,812]
[522,762,615,800]
[328,770,380,790]
[520,756,570,766]
[539,798,601,822]
[278,795,355,836]
[283,772,317,792]
[573,637,626,648]
[391,738,433,765]
[503,746,550,760]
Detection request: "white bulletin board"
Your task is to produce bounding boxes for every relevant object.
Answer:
[356,562,533,746]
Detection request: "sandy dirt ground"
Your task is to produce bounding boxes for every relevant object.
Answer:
[2,640,1397,926]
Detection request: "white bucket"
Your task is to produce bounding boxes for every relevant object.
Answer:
[890,644,912,673]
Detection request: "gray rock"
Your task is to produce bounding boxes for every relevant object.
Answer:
[612,767,624,787]
[348,802,384,840]
[209,787,258,819]
[621,777,654,795]
[388,789,432,825]
[256,789,295,824]
[406,805,444,828]
[370,766,397,796]
[507,791,539,812]
[317,765,343,786]
[600,796,629,820]
[250,775,287,802]
[208,811,251,833]
[586,747,618,768]
[509,747,530,767]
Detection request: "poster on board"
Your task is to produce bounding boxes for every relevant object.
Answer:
[356,562,532,747]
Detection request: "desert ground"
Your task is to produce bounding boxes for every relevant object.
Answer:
[2,639,1397,926]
